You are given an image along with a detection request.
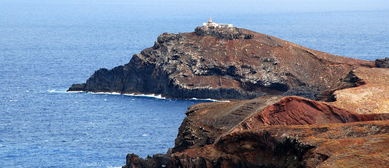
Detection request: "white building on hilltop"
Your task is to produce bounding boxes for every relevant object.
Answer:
[202,18,233,28]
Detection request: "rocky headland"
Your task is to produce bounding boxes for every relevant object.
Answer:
[69,21,389,167]
[68,21,374,100]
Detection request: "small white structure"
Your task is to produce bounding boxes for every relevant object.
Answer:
[203,18,233,28]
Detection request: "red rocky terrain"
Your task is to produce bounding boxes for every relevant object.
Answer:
[68,23,373,100]
[67,22,389,167]
[124,96,389,168]
[119,24,388,168]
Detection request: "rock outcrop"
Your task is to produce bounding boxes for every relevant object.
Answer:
[122,71,389,168]
[375,57,389,68]
[123,96,389,168]
[172,96,388,153]
[68,24,373,100]
[66,22,389,167]
[329,67,389,114]
[121,63,389,167]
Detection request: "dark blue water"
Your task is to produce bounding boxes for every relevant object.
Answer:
[1,2,389,167]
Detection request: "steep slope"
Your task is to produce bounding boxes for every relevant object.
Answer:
[172,96,388,153]
[329,67,389,114]
[122,62,389,168]
[68,24,373,100]
[124,96,389,168]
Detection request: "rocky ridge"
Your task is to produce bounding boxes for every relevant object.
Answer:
[68,24,373,100]
[119,24,389,168]
[172,96,388,153]
[124,96,389,168]
[121,58,389,167]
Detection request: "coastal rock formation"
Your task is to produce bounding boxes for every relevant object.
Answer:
[123,96,389,168]
[67,21,389,167]
[68,23,373,100]
[126,122,389,168]
[172,96,388,153]
[375,57,389,68]
[121,64,389,168]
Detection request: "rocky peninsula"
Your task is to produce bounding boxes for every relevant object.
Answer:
[69,20,389,168]
[68,20,373,100]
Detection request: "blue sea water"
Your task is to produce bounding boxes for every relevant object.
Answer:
[0,2,389,167]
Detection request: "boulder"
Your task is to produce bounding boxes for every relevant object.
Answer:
[375,57,389,68]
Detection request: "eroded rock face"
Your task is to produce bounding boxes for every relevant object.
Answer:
[172,96,388,153]
[126,121,389,168]
[122,68,389,168]
[67,24,389,167]
[214,121,389,168]
[375,57,389,68]
[123,96,389,168]
[68,25,373,100]
[173,96,282,152]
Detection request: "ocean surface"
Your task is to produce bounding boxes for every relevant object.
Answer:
[0,2,388,167]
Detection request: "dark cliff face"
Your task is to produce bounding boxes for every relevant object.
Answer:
[375,57,389,68]
[68,25,373,100]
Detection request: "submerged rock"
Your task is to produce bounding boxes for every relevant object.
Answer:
[68,23,373,100]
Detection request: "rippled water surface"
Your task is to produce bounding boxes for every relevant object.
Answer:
[0,2,388,167]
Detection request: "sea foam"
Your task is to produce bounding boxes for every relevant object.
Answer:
[47,89,73,93]
[63,90,228,102]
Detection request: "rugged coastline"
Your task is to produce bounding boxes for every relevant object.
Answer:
[68,21,373,100]
[69,21,389,168]
[123,71,389,167]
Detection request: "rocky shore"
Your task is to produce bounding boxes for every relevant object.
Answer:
[69,21,389,168]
